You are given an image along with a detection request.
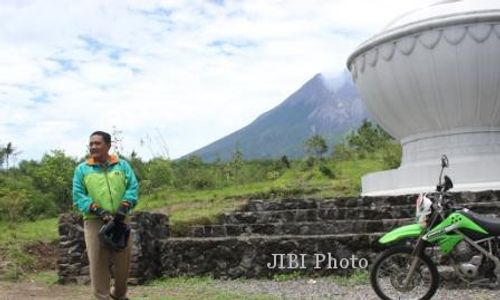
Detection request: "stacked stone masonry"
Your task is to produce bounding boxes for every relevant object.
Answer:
[58,191,500,282]
[58,212,169,284]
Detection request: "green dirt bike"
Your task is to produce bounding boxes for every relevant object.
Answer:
[370,155,500,300]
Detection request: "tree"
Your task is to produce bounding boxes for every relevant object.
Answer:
[346,120,392,154]
[342,120,401,166]
[171,155,215,189]
[146,158,174,189]
[228,147,244,183]
[0,188,29,221]
[332,143,353,161]
[304,134,328,158]
[2,142,18,169]
[111,126,124,156]
[32,150,77,211]
[0,169,57,221]
[0,148,4,169]
[280,155,291,168]
[128,150,145,181]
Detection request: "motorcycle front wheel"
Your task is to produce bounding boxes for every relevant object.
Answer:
[370,246,439,300]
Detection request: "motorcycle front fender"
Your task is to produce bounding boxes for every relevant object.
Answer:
[379,223,424,245]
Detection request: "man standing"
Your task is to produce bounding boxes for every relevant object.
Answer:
[73,131,138,300]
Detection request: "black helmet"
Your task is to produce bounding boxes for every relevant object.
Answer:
[99,220,130,251]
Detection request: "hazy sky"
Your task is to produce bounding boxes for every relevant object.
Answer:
[0,0,433,162]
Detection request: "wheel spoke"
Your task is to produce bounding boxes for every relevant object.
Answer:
[372,250,437,300]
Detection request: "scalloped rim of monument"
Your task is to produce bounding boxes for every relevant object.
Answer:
[346,9,500,73]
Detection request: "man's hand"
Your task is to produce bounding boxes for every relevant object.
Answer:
[90,203,113,223]
[114,201,131,224]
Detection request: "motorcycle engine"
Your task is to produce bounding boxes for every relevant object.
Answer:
[450,241,483,279]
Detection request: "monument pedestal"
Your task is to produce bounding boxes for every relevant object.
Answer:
[362,129,500,196]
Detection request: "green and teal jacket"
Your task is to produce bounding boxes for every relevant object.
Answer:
[72,154,138,220]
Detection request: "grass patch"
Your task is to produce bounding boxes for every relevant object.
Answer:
[0,218,58,246]
[271,271,305,282]
[22,272,277,300]
[147,275,215,287]
[25,270,59,285]
[0,218,58,280]
[137,182,324,235]
[134,155,389,235]
[329,270,369,286]
[139,276,277,300]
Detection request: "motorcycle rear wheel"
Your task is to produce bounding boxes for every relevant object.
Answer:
[370,246,439,300]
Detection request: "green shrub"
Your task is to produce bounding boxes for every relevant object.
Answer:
[382,142,402,169]
[0,189,29,222]
[0,188,56,221]
[319,164,335,179]
[147,158,174,188]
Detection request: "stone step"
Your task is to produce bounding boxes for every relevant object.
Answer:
[190,218,413,237]
[244,197,413,211]
[160,233,384,278]
[244,191,500,212]
[224,205,413,224]
[223,201,500,224]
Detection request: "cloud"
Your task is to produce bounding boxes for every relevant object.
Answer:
[0,0,433,161]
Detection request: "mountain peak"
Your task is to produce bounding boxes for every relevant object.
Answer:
[186,71,368,161]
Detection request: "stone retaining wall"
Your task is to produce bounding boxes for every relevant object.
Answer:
[57,191,500,282]
[160,234,383,279]
[242,191,500,212]
[190,218,412,237]
[57,212,169,284]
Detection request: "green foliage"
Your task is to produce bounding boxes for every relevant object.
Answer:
[0,148,4,168]
[280,155,291,168]
[0,218,58,246]
[381,142,402,169]
[0,188,29,222]
[228,147,244,183]
[167,153,288,193]
[146,158,174,189]
[171,155,217,190]
[304,134,328,158]
[0,149,74,221]
[128,150,146,181]
[29,150,77,211]
[0,120,401,226]
[332,143,353,161]
[346,120,391,154]
[0,176,56,221]
[335,120,402,170]
[0,142,18,169]
[319,164,335,179]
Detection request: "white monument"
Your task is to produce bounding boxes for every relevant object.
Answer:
[347,0,500,196]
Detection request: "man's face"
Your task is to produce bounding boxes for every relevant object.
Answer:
[89,135,111,161]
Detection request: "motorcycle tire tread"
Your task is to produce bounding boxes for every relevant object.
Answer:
[370,245,440,300]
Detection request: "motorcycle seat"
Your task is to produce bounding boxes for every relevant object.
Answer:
[461,209,500,236]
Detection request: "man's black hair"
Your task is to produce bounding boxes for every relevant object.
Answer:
[90,131,112,144]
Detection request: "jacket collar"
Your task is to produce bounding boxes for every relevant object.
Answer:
[86,154,120,166]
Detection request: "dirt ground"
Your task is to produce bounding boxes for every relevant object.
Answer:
[25,240,59,271]
[2,277,500,300]
[0,281,89,300]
